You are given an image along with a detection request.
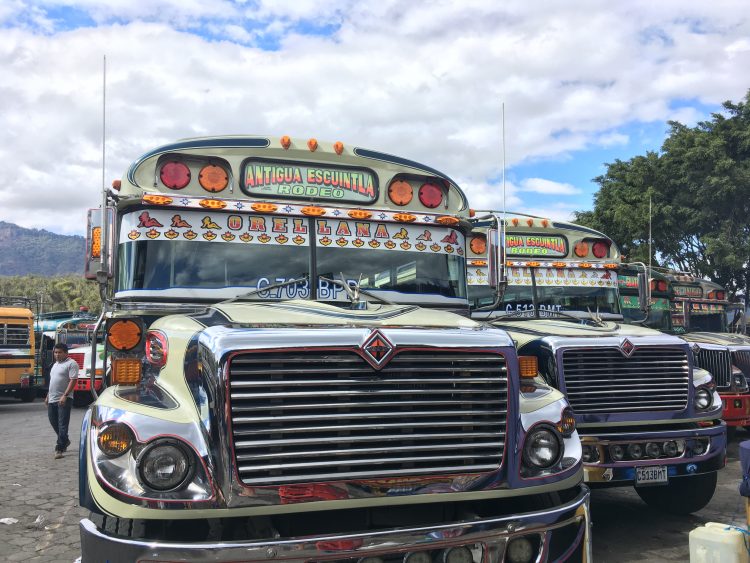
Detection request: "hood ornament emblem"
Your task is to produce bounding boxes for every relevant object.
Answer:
[362,330,394,368]
[620,338,636,358]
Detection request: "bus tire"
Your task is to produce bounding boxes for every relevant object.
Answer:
[635,471,717,514]
[91,512,147,539]
[18,389,35,403]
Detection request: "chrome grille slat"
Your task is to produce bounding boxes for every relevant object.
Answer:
[562,346,689,414]
[236,432,506,447]
[231,398,506,412]
[239,453,502,472]
[233,411,505,424]
[237,441,505,461]
[229,350,508,486]
[230,376,502,386]
[239,465,501,485]
[694,348,733,389]
[233,423,505,436]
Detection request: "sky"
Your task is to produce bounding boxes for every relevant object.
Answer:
[1,0,749,236]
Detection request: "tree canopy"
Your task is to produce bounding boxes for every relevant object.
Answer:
[0,275,101,315]
[575,90,750,298]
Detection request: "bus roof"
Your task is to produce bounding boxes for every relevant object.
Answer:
[121,135,469,217]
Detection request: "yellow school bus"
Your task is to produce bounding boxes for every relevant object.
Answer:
[0,297,36,402]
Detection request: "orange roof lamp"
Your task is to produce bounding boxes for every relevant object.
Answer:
[388,180,413,206]
[469,236,487,255]
[198,165,229,193]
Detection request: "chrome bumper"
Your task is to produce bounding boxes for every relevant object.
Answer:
[580,422,726,485]
[80,485,590,563]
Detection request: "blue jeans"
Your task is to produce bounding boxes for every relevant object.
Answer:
[47,400,73,452]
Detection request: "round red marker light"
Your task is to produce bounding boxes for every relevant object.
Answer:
[418,183,443,209]
[160,161,191,189]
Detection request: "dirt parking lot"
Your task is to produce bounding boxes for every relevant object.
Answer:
[0,397,746,562]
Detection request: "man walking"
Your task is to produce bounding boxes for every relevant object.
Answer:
[45,343,78,459]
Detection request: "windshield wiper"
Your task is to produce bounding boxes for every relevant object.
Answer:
[487,308,605,325]
[218,275,309,305]
[318,273,395,307]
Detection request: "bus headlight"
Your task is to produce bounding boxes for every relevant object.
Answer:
[694,386,713,410]
[137,440,194,491]
[523,427,562,469]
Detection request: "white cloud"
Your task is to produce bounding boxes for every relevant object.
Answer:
[0,1,748,235]
[520,178,582,196]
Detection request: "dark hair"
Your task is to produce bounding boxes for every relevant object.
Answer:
[53,343,69,353]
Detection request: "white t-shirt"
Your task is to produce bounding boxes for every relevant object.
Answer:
[48,357,79,403]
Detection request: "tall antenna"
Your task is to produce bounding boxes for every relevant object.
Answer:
[648,194,652,303]
[500,102,506,282]
[100,55,109,284]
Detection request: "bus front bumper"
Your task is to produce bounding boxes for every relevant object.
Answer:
[80,485,591,563]
[720,392,750,427]
[579,423,726,485]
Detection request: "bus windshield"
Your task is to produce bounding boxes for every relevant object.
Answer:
[622,299,672,331]
[116,210,465,305]
[469,267,620,318]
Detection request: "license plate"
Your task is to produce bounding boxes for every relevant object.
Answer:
[636,465,668,486]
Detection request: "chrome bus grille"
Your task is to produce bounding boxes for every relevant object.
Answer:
[228,350,508,486]
[694,348,732,389]
[561,347,689,414]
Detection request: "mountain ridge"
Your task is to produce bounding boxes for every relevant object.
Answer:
[0,221,85,276]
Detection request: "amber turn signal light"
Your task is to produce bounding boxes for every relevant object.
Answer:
[97,423,134,457]
[107,319,143,351]
[111,358,142,385]
[557,407,576,437]
[91,227,102,258]
[518,355,539,378]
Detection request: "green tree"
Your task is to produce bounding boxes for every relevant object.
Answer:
[0,275,101,314]
[575,90,750,297]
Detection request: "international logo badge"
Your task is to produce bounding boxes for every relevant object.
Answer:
[362,330,394,369]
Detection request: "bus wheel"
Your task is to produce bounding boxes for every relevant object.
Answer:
[635,471,717,514]
[18,389,35,403]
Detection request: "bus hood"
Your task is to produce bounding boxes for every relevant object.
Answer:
[209,299,478,330]
[489,319,664,348]
[680,331,750,347]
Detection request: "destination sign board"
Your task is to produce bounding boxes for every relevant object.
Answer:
[505,234,567,257]
[673,284,703,298]
[242,160,377,204]
[618,275,639,289]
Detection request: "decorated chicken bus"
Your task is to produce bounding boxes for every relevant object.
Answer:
[0,297,36,402]
[659,272,750,434]
[54,318,105,407]
[78,136,590,562]
[467,212,725,514]
[34,308,97,392]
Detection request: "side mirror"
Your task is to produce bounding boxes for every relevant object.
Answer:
[487,227,502,286]
[637,272,649,313]
[85,207,114,281]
